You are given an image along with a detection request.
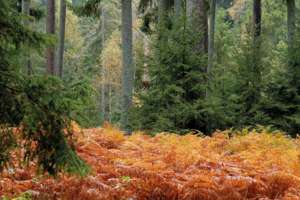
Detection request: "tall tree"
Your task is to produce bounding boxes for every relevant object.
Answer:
[253,0,262,39]
[208,0,216,74]
[57,0,66,78]
[186,0,208,55]
[72,0,78,6]
[158,0,170,27]
[100,5,110,122]
[22,0,32,75]
[287,0,296,53]
[174,0,181,17]
[46,0,56,75]
[121,0,134,134]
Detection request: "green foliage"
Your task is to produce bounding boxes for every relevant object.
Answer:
[0,0,89,176]
[206,0,300,135]
[260,27,300,136]
[131,15,208,133]
[72,0,102,17]
[21,76,90,175]
[133,0,300,136]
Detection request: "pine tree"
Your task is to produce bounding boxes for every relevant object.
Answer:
[57,0,66,78]
[121,0,134,134]
[46,0,56,75]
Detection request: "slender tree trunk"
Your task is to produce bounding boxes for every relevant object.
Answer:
[253,0,261,39]
[287,0,296,52]
[186,0,208,54]
[100,6,108,123]
[121,0,134,134]
[58,0,66,78]
[174,0,181,17]
[108,83,112,123]
[208,0,216,74]
[22,0,32,75]
[46,0,56,75]
[72,0,78,6]
[158,0,169,28]
[248,0,262,110]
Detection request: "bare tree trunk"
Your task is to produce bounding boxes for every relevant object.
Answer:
[100,5,108,123]
[46,0,56,75]
[248,0,262,109]
[186,0,209,132]
[253,0,261,39]
[57,0,66,78]
[208,0,216,74]
[158,0,169,28]
[121,0,134,134]
[287,0,296,52]
[72,0,78,6]
[22,0,32,75]
[108,84,112,123]
[186,0,208,54]
[206,0,216,132]
[174,0,181,17]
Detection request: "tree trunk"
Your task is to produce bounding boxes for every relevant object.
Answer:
[248,0,262,110]
[108,83,112,123]
[174,0,181,17]
[253,0,261,39]
[287,0,295,52]
[46,0,56,75]
[57,0,66,78]
[158,0,169,27]
[121,0,134,134]
[186,0,208,54]
[208,0,216,74]
[72,0,78,6]
[22,0,32,75]
[100,6,109,123]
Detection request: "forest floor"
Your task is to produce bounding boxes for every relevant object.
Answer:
[1,124,300,200]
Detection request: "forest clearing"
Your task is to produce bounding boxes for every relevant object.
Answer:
[2,124,300,199]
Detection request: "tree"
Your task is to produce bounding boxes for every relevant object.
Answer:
[174,0,182,17]
[22,0,32,75]
[208,0,216,74]
[0,0,89,175]
[72,0,78,6]
[46,0,56,75]
[100,4,110,122]
[287,0,295,53]
[121,0,134,134]
[57,0,66,78]
[186,0,208,54]
[253,0,261,39]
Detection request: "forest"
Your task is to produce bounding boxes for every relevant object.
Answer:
[0,0,300,199]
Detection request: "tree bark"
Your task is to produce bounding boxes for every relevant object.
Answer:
[208,0,216,74]
[186,0,208,54]
[121,0,134,134]
[46,0,56,75]
[287,0,296,52]
[174,0,181,17]
[72,0,78,6]
[22,0,32,75]
[158,0,169,27]
[58,0,66,78]
[253,0,261,39]
[100,5,109,123]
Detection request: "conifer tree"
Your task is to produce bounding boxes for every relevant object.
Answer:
[121,0,134,134]
[46,0,56,75]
